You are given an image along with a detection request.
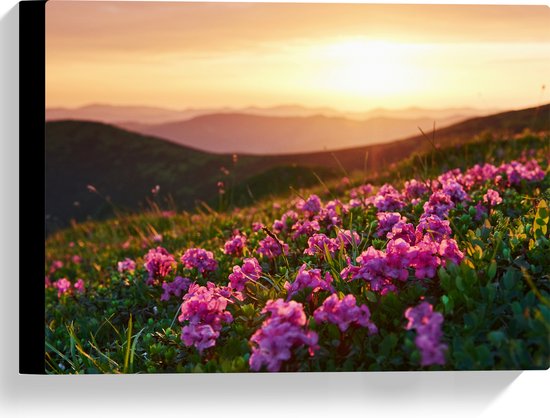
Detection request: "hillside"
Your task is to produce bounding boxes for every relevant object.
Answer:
[118,113,466,154]
[280,103,550,174]
[45,121,336,232]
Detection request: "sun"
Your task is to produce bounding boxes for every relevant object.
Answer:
[307,38,430,101]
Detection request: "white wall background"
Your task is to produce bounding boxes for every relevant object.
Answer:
[1,1,547,417]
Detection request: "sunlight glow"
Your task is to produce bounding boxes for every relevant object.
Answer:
[307,39,434,100]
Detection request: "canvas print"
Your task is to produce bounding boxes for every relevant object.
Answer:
[44,1,550,373]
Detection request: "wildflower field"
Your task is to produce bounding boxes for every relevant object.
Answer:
[45,133,550,373]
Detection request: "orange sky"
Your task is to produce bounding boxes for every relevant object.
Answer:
[46,1,550,112]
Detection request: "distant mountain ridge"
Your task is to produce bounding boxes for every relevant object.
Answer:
[46,103,497,124]
[117,113,474,154]
[45,103,502,154]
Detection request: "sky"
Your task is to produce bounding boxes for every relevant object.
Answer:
[46,1,550,112]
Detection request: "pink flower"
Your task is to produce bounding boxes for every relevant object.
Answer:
[376,212,406,238]
[117,258,136,273]
[272,210,298,233]
[71,255,82,264]
[228,257,263,292]
[385,238,414,281]
[249,299,318,372]
[223,231,247,256]
[284,264,335,301]
[161,276,191,301]
[291,220,321,239]
[313,294,377,334]
[441,180,470,203]
[181,324,218,353]
[257,236,289,259]
[415,214,452,243]
[483,189,503,206]
[296,194,322,216]
[73,278,85,294]
[336,229,361,247]
[403,179,430,200]
[387,221,416,245]
[53,278,71,298]
[346,247,389,292]
[252,222,264,232]
[404,302,447,366]
[178,282,234,353]
[304,233,339,257]
[409,240,441,279]
[423,191,455,218]
[370,184,406,212]
[49,260,63,273]
[181,248,218,275]
[438,239,464,266]
[144,247,176,285]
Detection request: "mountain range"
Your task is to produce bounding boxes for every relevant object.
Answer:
[46,104,501,154]
[46,103,498,124]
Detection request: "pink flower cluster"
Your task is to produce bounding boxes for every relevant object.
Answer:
[499,159,545,186]
[303,229,361,258]
[272,210,298,233]
[178,282,234,353]
[439,159,544,191]
[161,276,191,301]
[403,179,430,203]
[223,231,247,256]
[422,191,455,218]
[336,229,361,247]
[117,258,136,273]
[53,278,71,297]
[296,194,322,216]
[228,257,263,292]
[376,212,407,238]
[249,299,318,372]
[284,264,335,300]
[342,214,464,292]
[313,294,377,334]
[291,219,321,239]
[74,278,85,294]
[415,214,452,243]
[483,189,503,206]
[181,248,218,275]
[144,246,176,285]
[52,277,85,298]
[49,260,63,274]
[404,302,447,366]
[317,199,347,229]
[304,233,339,257]
[370,184,406,212]
[257,236,289,259]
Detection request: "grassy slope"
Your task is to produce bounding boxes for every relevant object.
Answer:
[45,133,550,373]
[45,121,339,232]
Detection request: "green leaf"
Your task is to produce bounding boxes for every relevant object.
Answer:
[533,199,549,236]
[488,331,506,347]
[379,333,398,357]
[365,290,377,303]
[487,260,497,280]
[456,275,465,292]
[503,268,518,290]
